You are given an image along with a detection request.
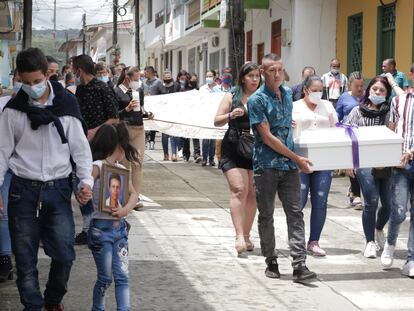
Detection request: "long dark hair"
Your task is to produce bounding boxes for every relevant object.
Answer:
[90,122,140,165]
[362,76,392,105]
[232,62,261,103]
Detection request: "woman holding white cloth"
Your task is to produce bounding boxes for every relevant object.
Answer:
[292,75,338,256]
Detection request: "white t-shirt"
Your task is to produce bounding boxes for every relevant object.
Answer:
[0,95,11,112]
[292,99,338,138]
[92,160,128,220]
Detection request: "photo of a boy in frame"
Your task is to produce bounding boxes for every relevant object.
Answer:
[100,164,129,213]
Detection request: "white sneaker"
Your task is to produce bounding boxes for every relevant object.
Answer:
[375,229,386,251]
[381,243,395,269]
[401,261,414,278]
[352,196,363,210]
[177,149,183,159]
[363,241,377,258]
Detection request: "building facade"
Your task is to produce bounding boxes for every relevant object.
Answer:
[337,0,413,79]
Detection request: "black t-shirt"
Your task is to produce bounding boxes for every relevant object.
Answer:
[75,78,119,129]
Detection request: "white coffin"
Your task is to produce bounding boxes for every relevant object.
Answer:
[294,126,403,171]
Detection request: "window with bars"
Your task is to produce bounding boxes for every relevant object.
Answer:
[347,13,363,74]
[377,4,395,73]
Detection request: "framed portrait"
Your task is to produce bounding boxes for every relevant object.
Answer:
[99,163,130,214]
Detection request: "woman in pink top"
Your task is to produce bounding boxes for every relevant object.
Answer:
[292,75,338,256]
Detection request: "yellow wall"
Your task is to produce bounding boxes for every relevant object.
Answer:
[337,0,414,78]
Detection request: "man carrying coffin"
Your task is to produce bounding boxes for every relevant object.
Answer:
[383,63,414,277]
[248,53,317,283]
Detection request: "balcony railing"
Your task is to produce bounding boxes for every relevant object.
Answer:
[202,0,221,14]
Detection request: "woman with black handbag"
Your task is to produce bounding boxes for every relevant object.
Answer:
[214,62,261,254]
[347,76,392,259]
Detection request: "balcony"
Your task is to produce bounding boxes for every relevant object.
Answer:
[244,0,269,10]
[202,0,221,14]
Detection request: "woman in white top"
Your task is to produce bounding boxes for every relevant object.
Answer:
[292,75,338,256]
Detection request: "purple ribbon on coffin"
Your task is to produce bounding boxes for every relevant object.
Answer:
[336,122,360,169]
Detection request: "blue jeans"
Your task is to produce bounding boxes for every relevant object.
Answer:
[161,133,179,155]
[88,219,129,311]
[388,166,414,261]
[356,168,391,242]
[300,170,333,242]
[8,175,75,310]
[0,170,12,256]
[202,139,216,163]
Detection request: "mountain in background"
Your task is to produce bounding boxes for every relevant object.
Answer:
[32,29,81,65]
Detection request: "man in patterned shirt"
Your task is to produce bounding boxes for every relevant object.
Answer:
[383,63,414,277]
[248,53,317,283]
[72,54,119,244]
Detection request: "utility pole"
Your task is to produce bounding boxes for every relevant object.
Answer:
[82,13,86,54]
[65,32,69,63]
[53,0,57,48]
[134,0,140,68]
[23,0,32,49]
[228,0,244,77]
[113,0,118,64]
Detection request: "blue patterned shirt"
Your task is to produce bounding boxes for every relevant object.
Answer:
[248,84,297,172]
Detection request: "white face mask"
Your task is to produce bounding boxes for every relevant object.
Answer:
[129,80,141,90]
[308,91,323,104]
[206,77,214,85]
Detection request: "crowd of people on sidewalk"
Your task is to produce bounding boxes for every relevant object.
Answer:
[0,46,414,311]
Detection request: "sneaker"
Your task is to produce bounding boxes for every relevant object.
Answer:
[402,261,414,278]
[149,141,155,150]
[44,303,64,311]
[307,241,326,257]
[171,154,177,162]
[74,231,88,245]
[293,265,317,283]
[352,196,363,210]
[163,154,169,161]
[201,161,207,166]
[381,243,395,269]
[265,258,280,279]
[177,149,183,159]
[195,156,202,163]
[375,229,386,251]
[0,255,13,282]
[209,161,216,167]
[363,241,377,258]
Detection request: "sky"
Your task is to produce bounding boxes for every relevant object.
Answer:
[32,0,133,30]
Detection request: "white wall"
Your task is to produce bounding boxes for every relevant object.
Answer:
[244,0,337,86]
[289,0,337,84]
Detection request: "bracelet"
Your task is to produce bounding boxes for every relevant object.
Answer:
[228,112,231,121]
[391,83,397,88]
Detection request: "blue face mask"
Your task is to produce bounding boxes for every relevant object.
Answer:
[13,82,22,94]
[97,75,109,83]
[22,80,47,99]
[223,78,232,85]
[369,94,386,105]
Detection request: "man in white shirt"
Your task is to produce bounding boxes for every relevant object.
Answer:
[321,58,348,108]
[0,48,93,310]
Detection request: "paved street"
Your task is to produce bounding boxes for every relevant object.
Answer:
[1,140,413,311]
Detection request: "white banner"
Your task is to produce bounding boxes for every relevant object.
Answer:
[143,90,228,139]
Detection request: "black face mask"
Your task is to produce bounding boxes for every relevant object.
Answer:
[189,81,197,88]
[164,79,173,84]
[49,74,59,82]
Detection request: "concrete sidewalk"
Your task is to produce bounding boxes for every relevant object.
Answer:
[1,143,413,310]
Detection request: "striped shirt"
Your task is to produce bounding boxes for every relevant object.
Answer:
[390,92,414,153]
[347,106,386,127]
